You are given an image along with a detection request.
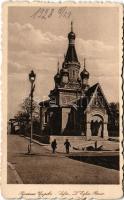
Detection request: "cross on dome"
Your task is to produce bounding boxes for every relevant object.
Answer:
[84,58,86,69]
[57,60,60,73]
[71,21,73,32]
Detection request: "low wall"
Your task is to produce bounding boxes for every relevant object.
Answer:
[32,134,50,144]
[32,135,117,144]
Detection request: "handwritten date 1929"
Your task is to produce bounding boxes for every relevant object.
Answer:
[31,7,71,20]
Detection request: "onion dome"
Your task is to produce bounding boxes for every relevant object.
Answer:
[68,32,75,40]
[54,72,60,82]
[80,68,89,79]
[80,58,89,79]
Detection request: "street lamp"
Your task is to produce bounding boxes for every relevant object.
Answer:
[28,70,36,154]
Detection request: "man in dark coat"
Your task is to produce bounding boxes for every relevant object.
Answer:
[51,139,57,153]
[95,140,97,150]
[64,139,71,154]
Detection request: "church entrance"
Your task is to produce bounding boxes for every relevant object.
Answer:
[90,115,103,137]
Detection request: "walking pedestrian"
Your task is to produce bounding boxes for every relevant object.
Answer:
[64,139,71,154]
[95,140,97,150]
[51,139,57,153]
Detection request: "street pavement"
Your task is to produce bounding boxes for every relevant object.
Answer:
[7,134,119,184]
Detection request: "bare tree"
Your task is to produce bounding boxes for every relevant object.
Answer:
[108,102,119,137]
[20,97,40,120]
[13,97,40,135]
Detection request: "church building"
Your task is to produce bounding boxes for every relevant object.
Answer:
[39,22,110,140]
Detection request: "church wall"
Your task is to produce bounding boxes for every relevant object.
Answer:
[48,108,62,135]
[40,107,48,134]
[76,108,87,135]
[59,91,79,106]
[61,107,86,136]
[61,107,71,134]
[81,113,87,135]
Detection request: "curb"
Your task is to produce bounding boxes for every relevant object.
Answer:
[8,162,23,184]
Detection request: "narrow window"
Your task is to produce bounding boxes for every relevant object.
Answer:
[45,112,47,123]
[73,70,75,78]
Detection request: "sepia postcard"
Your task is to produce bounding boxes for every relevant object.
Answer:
[1,2,123,199]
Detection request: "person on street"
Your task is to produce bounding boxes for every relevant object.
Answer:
[51,139,57,153]
[64,139,71,154]
[95,140,97,150]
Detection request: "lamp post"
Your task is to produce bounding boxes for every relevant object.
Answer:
[28,70,36,154]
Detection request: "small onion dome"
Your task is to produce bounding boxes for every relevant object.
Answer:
[54,72,61,83]
[68,31,75,40]
[60,68,69,76]
[68,21,76,40]
[80,68,89,79]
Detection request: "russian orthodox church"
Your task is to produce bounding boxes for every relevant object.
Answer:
[39,22,110,140]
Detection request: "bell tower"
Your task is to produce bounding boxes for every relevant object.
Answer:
[62,21,81,88]
[49,22,82,106]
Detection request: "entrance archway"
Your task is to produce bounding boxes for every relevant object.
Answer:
[90,115,103,137]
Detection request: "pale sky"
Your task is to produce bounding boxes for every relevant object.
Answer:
[8,6,120,119]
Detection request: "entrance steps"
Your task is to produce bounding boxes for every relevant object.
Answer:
[46,136,100,153]
[49,136,95,152]
[49,135,105,144]
[32,135,119,153]
[48,136,119,153]
[50,135,86,144]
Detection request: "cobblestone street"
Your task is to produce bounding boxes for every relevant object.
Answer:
[7,134,119,184]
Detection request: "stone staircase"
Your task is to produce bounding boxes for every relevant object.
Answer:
[32,134,119,153]
[50,135,86,144]
[47,135,119,153]
[49,136,94,153]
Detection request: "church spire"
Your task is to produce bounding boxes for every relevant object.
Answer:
[84,58,86,68]
[57,60,60,73]
[64,21,79,63]
[80,58,90,91]
[80,58,89,80]
[71,21,73,32]
[54,60,61,88]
